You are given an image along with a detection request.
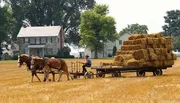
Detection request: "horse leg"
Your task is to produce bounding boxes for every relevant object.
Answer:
[31,72,35,82]
[43,71,49,82]
[35,72,41,82]
[57,70,63,82]
[51,71,55,82]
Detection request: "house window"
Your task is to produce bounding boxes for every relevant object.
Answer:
[30,38,35,44]
[36,38,40,44]
[47,37,51,43]
[25,38,29,43]
[41,37,46,44]
[119,40,122,45]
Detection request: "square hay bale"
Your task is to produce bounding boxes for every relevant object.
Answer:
[128,34,141,40]
[154,48,162,55]
[101,62,113,66]
[114,56,120,61]
[152,61,160,67]
[125,59,145,67]
[157,55,166,60]
[164,60,174,67]
[172,54,177,60]
[165,44,174,50]
[152,44,158,48]
[149,53,158,61]
[152,38,159,45]
[148,48,155,54]
[161,48,168,55]
[135,38,147,45]
[123,40,129,45]
[147,44,153,48]
[128,40,135,45]
[116,50,121,55]
[165,36,172,44]
[159,37,166,44]
[113,61,123,66]
[141,34,148,38]
[166,53,173,60]
[122,54,133,60]
[133,49,149,60]
[153,32,162,38]
[159,44,165,48]
[158,61,164,67]
[147,37,154,44]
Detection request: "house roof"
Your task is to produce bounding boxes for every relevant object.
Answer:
[17,26,62,37]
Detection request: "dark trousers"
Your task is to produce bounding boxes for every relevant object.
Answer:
[82,63,91,73]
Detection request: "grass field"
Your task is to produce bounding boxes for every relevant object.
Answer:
[0,58,180,103]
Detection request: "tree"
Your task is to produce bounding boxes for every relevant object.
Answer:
[6,0,95,45]
[79,4,118,58]
[112,46,117,56]
[119,23,148,36]
[0,5,16,56]
[162,10,180,36]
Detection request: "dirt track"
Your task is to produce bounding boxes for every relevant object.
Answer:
[0,58,180,103]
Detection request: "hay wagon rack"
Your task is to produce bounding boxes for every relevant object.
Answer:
[91,65,170,77]
[69,61,94,79]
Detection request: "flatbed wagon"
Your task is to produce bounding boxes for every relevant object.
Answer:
[91,65,171,77]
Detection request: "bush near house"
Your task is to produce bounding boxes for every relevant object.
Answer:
[44,54,74,58]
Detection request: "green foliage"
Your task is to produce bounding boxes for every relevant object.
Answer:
[162,10,180,36]
[119,23,148,36]
[0,5,16,55]
[6,0,95,45]
[112,46,117,56]
[12,54,18,60]
[172,36,180,51]
[79,4,118,58]
[1,52,11,60]
[57,46,71,57]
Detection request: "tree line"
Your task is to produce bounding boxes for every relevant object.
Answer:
[0,0,180,58]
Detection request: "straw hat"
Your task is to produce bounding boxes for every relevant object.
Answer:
[85,54,89,57]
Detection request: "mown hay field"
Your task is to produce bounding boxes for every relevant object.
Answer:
[0,58,180,103]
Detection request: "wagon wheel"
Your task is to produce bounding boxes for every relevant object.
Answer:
[84,71,94,79]
[112,71,121,77]
[153,68,162,76]
[136,70,145,76]
[96,71,105,78]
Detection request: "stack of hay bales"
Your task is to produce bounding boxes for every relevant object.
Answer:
[113,32,176,67]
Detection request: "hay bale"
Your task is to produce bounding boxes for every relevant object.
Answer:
[172,54,177,60]
[147,37,153,44]
[165,44,174,50]
[154,48,162,55]
[123,40,129,45]
[149,53,158,61]
[164,60,174,67]
[166,53,173,60]
[133,49,149,61]
[152,38,159,45]
[122,54,133,60]
[113,61,123,66]
[148,48,155,54]
[134,38,147,45]
[147,44,153,48]
[116,50,121,55]
[125,59,145,67]
[165,36,172,44]
[128,34,142,40]
[161,48,167,55]
[157,55,166,60]
[101,62,113,66]
[159,37,166,44]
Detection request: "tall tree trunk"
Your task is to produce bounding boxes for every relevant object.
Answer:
[95,49,98,59]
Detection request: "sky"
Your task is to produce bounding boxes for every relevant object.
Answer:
[95,0,180,33]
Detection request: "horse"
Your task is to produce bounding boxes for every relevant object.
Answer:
[18,54,55,82]
[30,57,71,82]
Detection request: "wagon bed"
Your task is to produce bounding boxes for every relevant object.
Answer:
[91,65,170,77]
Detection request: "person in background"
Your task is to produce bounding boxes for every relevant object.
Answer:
[81,54,92,73]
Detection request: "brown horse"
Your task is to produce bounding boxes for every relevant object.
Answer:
[18,54,55,82]
[31,57,71,82]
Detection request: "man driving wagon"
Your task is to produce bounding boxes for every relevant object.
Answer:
[81,54,92,73]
